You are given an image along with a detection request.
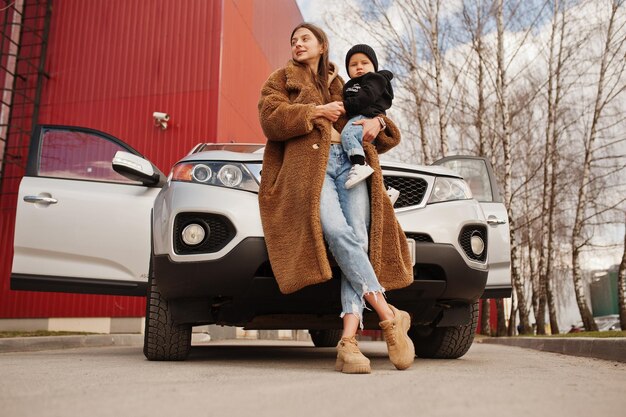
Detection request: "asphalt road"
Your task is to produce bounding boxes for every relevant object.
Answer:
[1,340,625,417]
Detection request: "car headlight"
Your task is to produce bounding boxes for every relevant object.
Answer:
[191,164,212,183]
[218,164,243,187]
[171,162,259,192]
[428,177,472,203]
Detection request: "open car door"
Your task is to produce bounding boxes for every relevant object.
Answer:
[434,156,512,298]
[11,125,164,296]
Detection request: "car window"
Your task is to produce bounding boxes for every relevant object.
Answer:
[38,129,140,184]
[439,159,493,202]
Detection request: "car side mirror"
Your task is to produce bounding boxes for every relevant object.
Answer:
[112,151,164,187]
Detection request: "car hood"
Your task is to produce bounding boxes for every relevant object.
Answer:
[380,159,462,178]
[180,150,462,179]
[180,150,264,163]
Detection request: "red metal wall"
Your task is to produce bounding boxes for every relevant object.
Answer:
[0,0,302,318]
[38,0,223,172]
[217,0,303,142]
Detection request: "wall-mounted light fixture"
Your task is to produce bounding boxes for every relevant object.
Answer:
[153,112,170,130]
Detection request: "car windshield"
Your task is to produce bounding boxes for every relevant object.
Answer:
[192,143,265,154]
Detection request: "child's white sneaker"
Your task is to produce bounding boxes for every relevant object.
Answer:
[345,164,374,189]
[387,187,400,206]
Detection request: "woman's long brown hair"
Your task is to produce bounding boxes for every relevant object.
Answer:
[290,23,331,103]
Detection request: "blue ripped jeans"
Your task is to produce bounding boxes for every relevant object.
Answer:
[320,144,385,328]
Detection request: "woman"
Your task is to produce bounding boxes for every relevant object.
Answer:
[258,23,414,374]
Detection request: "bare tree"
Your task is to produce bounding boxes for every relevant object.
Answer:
[421,0,449,156]
[495,299,508,335]
[404,70,433,164]
[459,0,496,159]
[534,0,560,335]
[570,0,626,332]
[494,0,532,334]
[619,213,626,330]
[457,0,547,334]
[480,299,491,335]
[536,0,573,335]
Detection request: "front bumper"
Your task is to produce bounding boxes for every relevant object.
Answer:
[154,237,487,303]
[154,237,268,299]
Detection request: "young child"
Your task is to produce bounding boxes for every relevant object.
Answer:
[342,44,394,190]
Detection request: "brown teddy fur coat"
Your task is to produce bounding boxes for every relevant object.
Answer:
[258,60,413,295]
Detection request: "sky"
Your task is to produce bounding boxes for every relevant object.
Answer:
[295,0,355,80]
[295,1,325,28]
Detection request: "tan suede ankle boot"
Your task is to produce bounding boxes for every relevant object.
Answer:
[379,305,415,370]
[335,336,371,374]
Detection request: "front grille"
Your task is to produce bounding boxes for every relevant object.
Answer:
[174,213,236,254]
[459,224,488,262]
[383,176,428,208]
[405,232,433,243]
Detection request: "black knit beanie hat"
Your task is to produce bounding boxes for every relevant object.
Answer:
[345,44,378,74]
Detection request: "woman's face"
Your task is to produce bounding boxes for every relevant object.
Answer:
[291,27,324,69]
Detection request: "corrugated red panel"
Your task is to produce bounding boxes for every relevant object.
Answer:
[0,0,303,319]
[38,0,223,173]
[1,1,45,209]
[0,0,223,318]
[217,0,302,142]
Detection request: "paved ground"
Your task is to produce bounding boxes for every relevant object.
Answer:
[1,340,625,417]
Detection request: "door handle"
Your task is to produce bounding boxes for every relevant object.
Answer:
[487,215,506,225]
[24,195,58,205]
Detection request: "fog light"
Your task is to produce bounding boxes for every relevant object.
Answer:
[470,234,485,255]
[181,223,206,246]
[218,165,243,187]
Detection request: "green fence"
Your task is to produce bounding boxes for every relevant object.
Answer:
[590,271,619,317]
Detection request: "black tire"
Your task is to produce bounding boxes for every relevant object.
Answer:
[309,329,342,347]
[409,301,479,359]
[143,278,192,361]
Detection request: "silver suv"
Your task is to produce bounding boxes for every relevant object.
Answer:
[11,125,511,360]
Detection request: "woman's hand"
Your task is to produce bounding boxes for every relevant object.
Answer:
[314,101,345,122]
[352,118,382,143]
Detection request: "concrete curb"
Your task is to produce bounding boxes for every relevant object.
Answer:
[0,333,301,353]
[478,336,626,363]
[5,333,624,363]
[0,334,144,353]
